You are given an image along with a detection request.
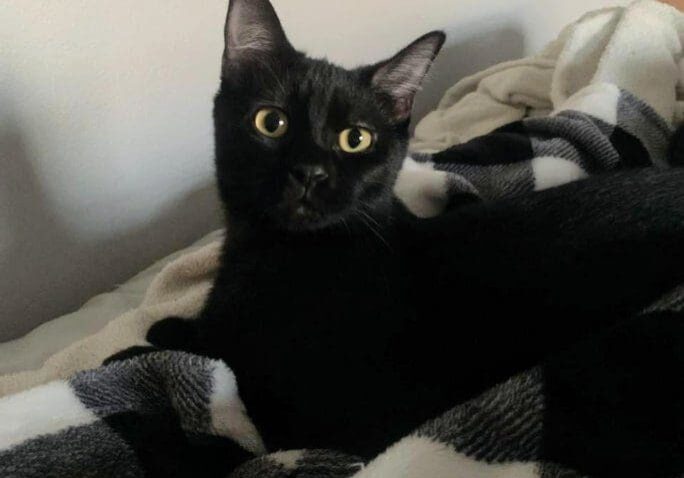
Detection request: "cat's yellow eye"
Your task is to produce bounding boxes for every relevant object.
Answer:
[254,107,288,138]
[338,127,373,154]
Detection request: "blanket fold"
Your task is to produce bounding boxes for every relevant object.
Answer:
[411,0,684,153]
[0,351,263,477]
[394,0,684,217]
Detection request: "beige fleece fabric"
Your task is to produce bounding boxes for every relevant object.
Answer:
[410,0,684,153]
[0,234,223,397]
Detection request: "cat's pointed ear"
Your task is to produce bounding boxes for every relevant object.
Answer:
[368,31,445,122]
[222,0,293,74]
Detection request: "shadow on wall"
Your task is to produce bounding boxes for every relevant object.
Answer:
[411,26,525,130]
[0,122,222,341]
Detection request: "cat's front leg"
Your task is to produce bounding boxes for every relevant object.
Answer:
[102,316,201,365]
[146,315,201,352]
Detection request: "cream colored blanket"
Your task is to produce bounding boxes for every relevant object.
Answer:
[0,233,223,397]
[410,0,684,153]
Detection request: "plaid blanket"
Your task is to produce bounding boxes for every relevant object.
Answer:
[235,306,684,478]
[0,352,264,477]
[3,298,683,477]
[395,85,672,217]
[394,0,684,217]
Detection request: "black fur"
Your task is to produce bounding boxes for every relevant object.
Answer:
[128,0,684,466]
[213,0,443,235]
[542,309,684,476]
[668,124,684,166]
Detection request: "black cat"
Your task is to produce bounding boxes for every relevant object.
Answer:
[122,0,684,464]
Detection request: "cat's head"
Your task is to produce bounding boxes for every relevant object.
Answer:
[213,0,444,232]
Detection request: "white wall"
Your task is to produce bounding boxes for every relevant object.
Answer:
[0,0,628,341]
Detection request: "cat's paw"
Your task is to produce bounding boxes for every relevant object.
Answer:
[102,345,158,365]
[146,316,199,352]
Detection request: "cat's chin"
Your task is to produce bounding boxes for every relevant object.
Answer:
[276,202,343,233]
[284,212,336,232]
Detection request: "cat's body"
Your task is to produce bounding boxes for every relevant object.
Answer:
[138,0,684,461]
[196,215,416,455]
[150,168,684,458]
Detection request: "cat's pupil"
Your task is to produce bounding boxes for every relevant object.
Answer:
[264,111,282,132]
[348,128,363,149]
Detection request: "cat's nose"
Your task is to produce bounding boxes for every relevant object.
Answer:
[290,164,329,191]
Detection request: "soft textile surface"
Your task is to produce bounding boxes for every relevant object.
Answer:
[394,0,684,217]
[2,305,683,477]
[0,231,223,376]
[0,232,224,397]
[2,1,684,476]
[230,302,684,478]
[0,351,264,477]
[397,87,671,215]
[410,1,684,152]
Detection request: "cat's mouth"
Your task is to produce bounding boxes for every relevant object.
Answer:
[293,200,322,219]
[276,179,340,230]
[275,194,346,231]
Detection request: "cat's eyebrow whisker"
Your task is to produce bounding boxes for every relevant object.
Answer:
[254,58,288,98]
